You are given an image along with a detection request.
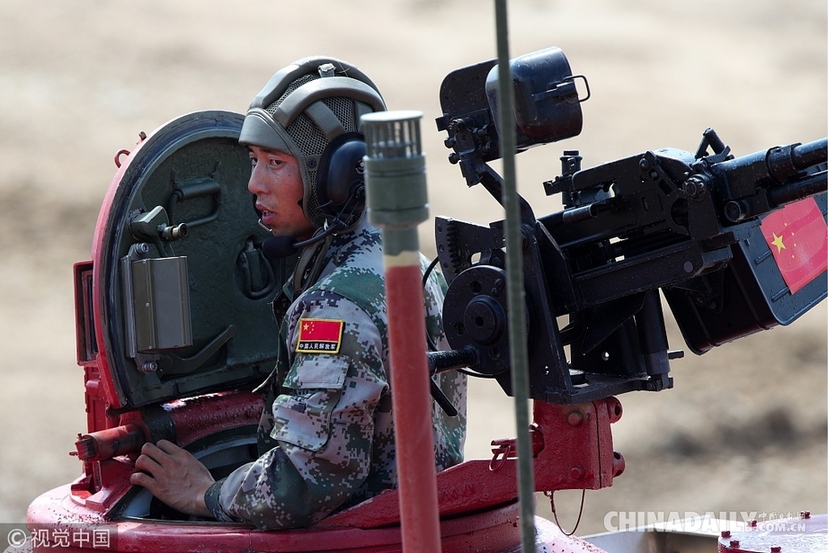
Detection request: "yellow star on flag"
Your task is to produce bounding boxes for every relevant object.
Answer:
[771,232,786,253]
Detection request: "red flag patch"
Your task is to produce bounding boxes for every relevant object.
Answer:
[760,197,828,294]
[296,318,344,354]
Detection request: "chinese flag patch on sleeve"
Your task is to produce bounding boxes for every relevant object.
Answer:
[760,197,828,295]
[296,318,345,354]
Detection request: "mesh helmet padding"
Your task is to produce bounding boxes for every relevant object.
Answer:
[239,57,386,228]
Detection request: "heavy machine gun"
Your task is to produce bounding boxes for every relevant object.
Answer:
[430,46,827,405]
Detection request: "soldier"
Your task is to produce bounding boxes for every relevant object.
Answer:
[129,57,467,530]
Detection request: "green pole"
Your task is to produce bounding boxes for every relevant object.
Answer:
[494,1,536,551]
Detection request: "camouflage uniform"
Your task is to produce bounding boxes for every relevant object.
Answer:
[204,219,467,529]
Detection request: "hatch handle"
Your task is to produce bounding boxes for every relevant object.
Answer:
[160,325,237,377]
[168,174,223,229]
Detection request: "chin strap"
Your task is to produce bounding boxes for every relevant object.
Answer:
[292,231,335,297]
[268,230,334,321]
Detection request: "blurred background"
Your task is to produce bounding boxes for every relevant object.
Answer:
[0,0,825,537]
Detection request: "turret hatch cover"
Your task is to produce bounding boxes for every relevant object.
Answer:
[90,110,286,409]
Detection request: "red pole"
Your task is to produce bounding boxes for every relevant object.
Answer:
[386,261,441,552]
[362,111,442,552]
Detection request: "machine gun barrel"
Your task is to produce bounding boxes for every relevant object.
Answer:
[779,138,828,201]
[769,171,827,207]
[716,138,826,182]
[786,138,827,170]
[711,137,826,223]
[764,138,827,205]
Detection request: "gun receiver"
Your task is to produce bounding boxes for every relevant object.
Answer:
[432,47,827,404]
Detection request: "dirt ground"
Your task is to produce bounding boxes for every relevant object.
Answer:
[0,0,825,540]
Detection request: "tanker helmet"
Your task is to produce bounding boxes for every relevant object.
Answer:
[239,56,386,229]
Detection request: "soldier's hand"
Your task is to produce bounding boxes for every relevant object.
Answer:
[130,439,214,518]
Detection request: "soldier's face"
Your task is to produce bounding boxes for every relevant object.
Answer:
[248,146,316,240]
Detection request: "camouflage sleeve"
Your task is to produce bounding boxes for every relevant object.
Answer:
[421,255,467,471]
[205,291,388,530]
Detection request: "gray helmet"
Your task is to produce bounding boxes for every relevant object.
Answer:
[239,56,386,228]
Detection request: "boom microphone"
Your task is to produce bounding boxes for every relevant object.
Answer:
[261,224,344,261]
[262,236,298,260]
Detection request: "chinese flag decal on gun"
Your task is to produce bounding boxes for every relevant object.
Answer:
[760,197,828,294]
[296,318,345,353]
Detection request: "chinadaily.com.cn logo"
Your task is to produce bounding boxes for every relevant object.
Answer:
[603,510,809,533]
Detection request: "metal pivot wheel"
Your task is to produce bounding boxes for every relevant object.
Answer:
[443,265,514,376]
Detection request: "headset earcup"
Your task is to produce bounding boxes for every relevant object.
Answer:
[316,132,367,222]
